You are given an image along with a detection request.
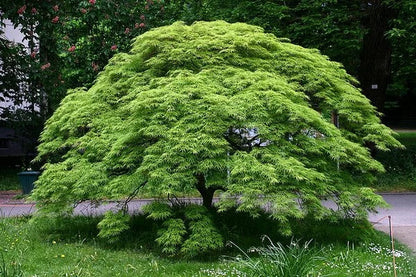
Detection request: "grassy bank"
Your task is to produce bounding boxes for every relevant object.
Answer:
[0,214,415,276]
[0,167,20,191]
[374,131,416,192]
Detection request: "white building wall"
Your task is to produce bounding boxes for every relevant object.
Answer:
[2,19,29,49]
[1,19,37,112]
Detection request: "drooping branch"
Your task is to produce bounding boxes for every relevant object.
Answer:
[120,181,147,213]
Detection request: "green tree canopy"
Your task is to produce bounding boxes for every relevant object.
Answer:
[34,21,400,255]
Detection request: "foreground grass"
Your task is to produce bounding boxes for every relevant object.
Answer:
[200,242,416,277]
[1,217,206,277]
[0,215,415,276]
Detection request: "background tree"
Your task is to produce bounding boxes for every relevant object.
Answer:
[34,21,400,256]
[385,0,416,125]
[162,0,416,119]
[1,0,165,113]
[0,28,42,157]
[2,0,415,141]
[1,0,164,156]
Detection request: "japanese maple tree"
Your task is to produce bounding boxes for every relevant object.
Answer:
[34,21,400,256]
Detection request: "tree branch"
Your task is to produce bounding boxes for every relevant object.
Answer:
[120,181,147,213]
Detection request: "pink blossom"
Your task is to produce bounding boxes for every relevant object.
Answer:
[51,16,59,23]
[53,5,59,12]
[139,22,145,28]
[111,45,117,51]
[31,7,38,14]
[41,63,51,70]
[140,14,145,21]
[145,4,149,10]
[68,45,76,52]
[17,5,26,15]
[124,28,130,34]
[30,52,36,58]
[89,0,96,5]
[134,23,139,29]
[80,8,87,14]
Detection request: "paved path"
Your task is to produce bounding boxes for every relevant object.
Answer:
[369,193,416,226]
[368,193,416,253]
[1,192,415,252]
[0,194,204,217]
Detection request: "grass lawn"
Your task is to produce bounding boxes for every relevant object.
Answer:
[0,215,415,276]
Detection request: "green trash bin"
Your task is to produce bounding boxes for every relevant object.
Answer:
[17,171,40,194]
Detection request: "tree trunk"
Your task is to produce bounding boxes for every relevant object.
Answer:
[359,0,396,113]
[195,174,216,208]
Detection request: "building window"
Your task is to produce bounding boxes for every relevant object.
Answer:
[0,139,9,149]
